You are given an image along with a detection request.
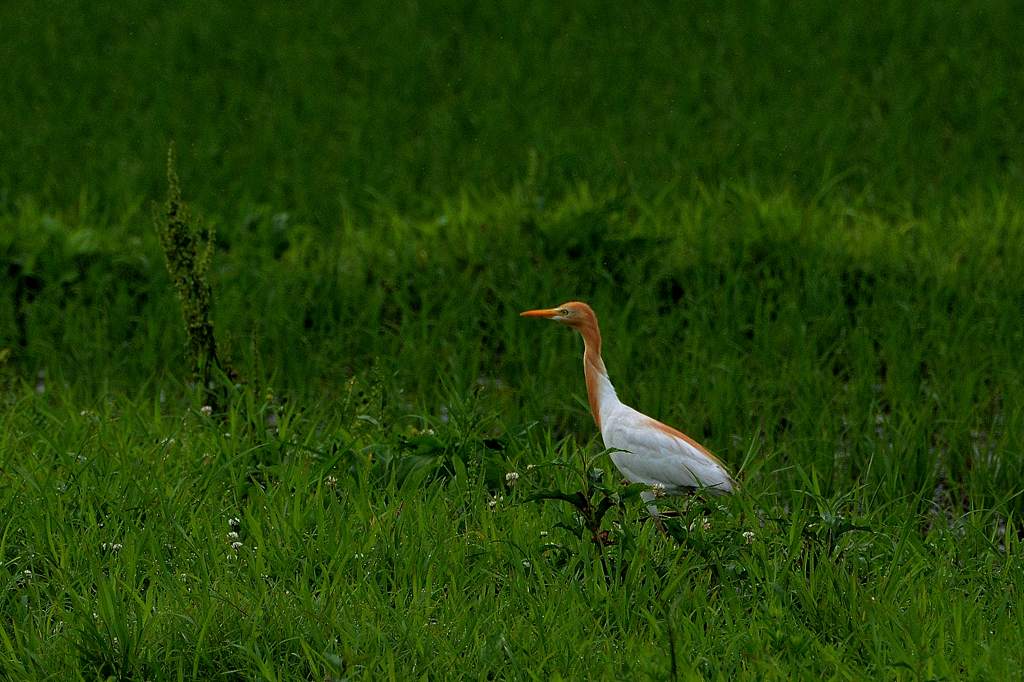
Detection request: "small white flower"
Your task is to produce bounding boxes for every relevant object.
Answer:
[227,531,239,540]
[650,482,667,498]
[742,531,755,544]
[200,405,213,416]
[325,475,337,488]
[231,541,243,550]
[521,560,531,569]
[539,531,548,537]
[228,517,241,530]
[487,495,503,509]
[688,518,712,532]
[505,472,519,485]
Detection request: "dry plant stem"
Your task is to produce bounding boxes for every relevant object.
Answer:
[155,144,230,407]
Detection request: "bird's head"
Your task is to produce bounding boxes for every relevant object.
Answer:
[519,301,596,330]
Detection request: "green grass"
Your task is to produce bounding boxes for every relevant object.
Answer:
[3,188,1023,679]
[2,1,1024,679]
[1,378,1021,679]
[2,1,1022,218]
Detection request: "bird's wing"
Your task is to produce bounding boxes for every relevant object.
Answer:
[602,407,734,493]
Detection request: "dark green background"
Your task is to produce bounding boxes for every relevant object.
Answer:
[3,1,1021,220]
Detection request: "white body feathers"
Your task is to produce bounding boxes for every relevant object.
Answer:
[591,365,733,495]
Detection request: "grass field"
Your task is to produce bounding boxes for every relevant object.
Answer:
[2,2,1024,679]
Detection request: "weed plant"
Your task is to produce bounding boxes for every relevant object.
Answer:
[154,145,232,406]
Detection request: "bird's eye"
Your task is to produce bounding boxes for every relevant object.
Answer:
[558,308,569,316]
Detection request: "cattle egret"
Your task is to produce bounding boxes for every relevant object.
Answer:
[521,301,734,513]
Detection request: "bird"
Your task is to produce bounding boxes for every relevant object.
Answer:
[520,301,734,514]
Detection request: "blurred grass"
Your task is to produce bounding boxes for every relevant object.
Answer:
[1,1,1022,218]
[2,1,1024,678]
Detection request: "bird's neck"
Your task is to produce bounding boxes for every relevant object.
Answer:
[579,322,617,429]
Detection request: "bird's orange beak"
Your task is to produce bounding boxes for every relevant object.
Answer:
[520,307,559,319]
